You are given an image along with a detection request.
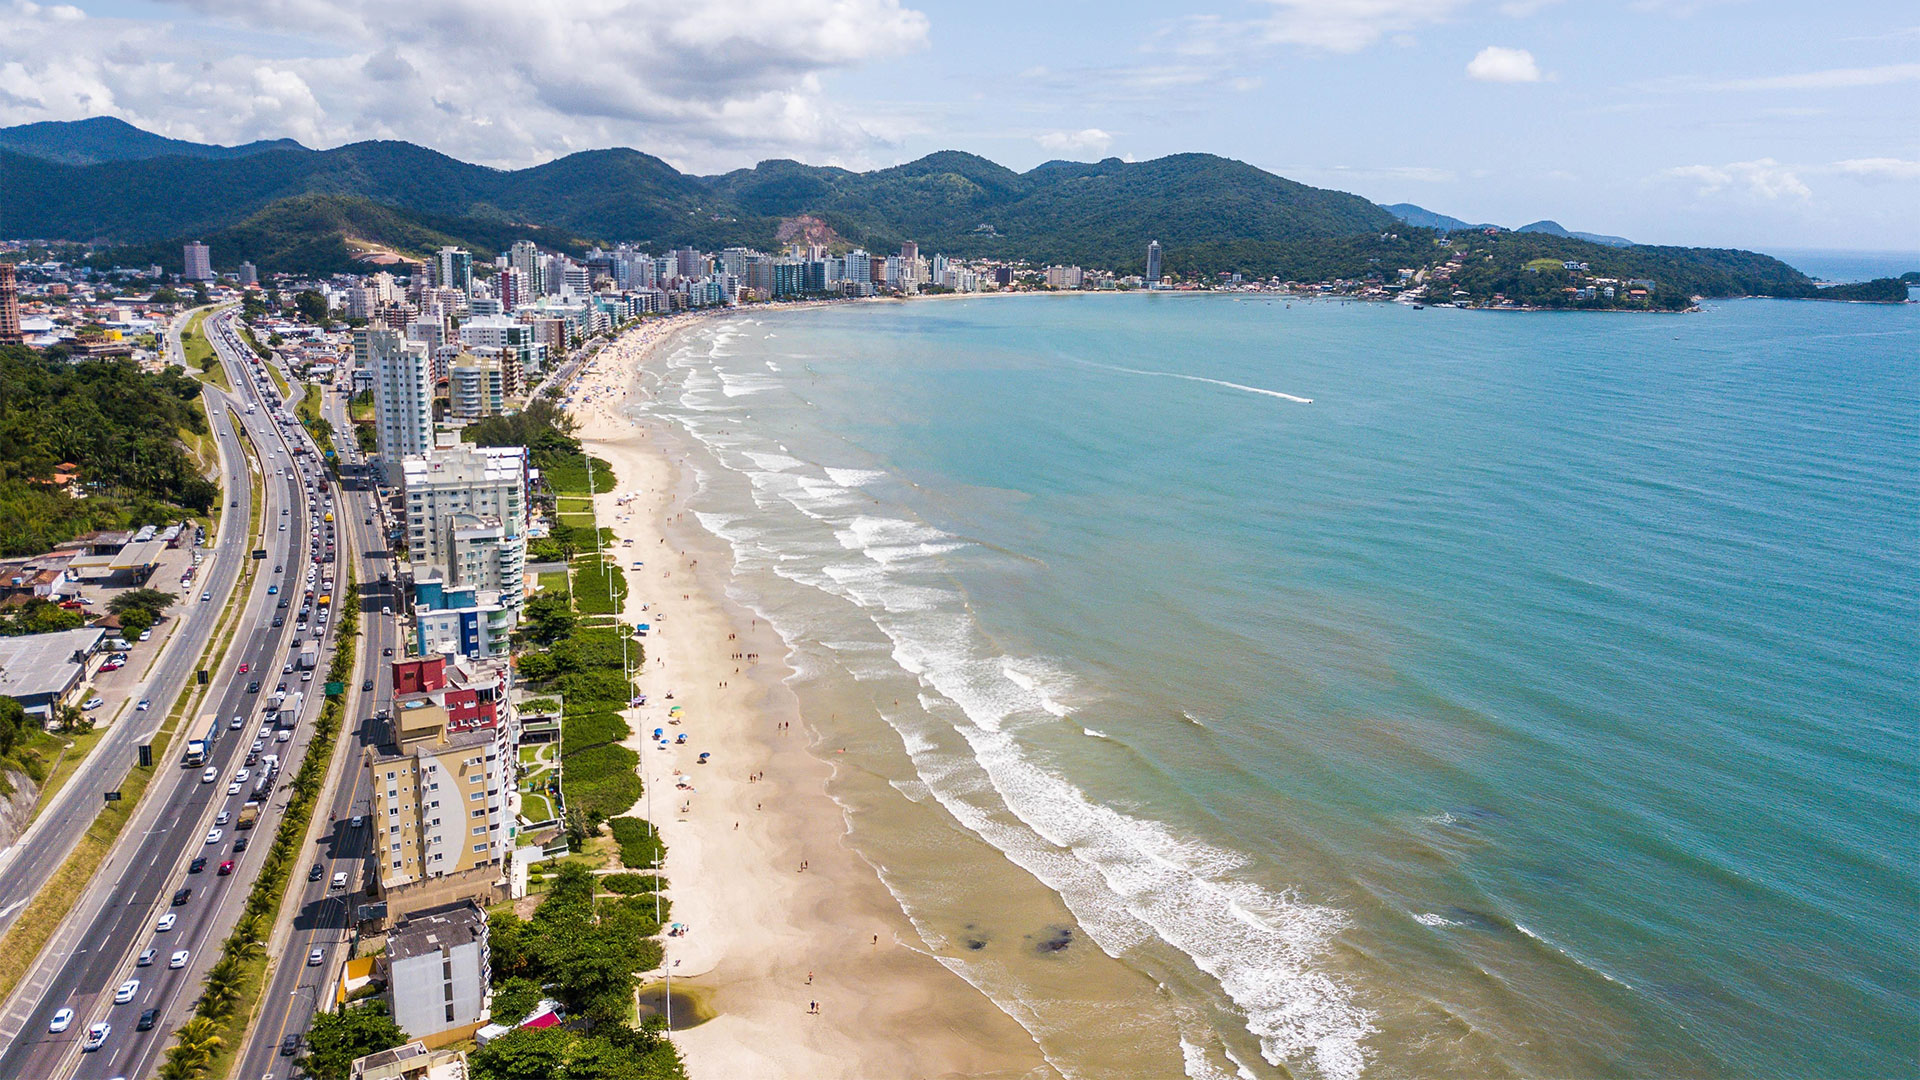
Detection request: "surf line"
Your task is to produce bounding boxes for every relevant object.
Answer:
[1072,358,1313,404]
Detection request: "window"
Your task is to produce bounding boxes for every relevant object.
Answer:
[470,791,484,801]
[472,843,487,853]
[470,808,485,819]
[445,1004,455,1023]
[472,825,487,836]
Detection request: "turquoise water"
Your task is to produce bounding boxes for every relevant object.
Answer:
[640,294,1919,1079]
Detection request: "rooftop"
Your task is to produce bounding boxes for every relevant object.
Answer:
[387,900,487,963]
[0,626,106,698]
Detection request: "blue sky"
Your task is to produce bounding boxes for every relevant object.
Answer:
[4,0,1915,250]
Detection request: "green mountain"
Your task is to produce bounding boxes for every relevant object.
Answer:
[2,120,1392,276]
[0,115,303,166]
[1515,219,1634,248]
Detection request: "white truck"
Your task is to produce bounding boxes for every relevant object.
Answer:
[279,691,305,728]
[298,643,319,670]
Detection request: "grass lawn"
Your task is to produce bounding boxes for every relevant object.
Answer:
[538,571,569,595]
[558,512,599,527]
[266,359,290,399]
[520,791,554,823]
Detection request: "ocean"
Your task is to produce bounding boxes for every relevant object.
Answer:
[629,293,1918,1079]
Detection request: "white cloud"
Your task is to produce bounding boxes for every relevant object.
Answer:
[1168,0,1468,55]
[1035,128,1114,157]
[1664,158,1811,200]
[1833,157,1920,181]
[0,0,931,170]
[1703,62,1920,92]
[1466,46,1541,82]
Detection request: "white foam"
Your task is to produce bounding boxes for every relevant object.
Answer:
[1076,358,1314,404]
[825,466,888,488]
[1414,913,1459,927]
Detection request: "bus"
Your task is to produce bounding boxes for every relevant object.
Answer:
[184,713,220,766]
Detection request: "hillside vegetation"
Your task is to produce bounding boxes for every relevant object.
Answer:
[0,344,217,556]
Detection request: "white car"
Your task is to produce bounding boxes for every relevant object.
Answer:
[230,715,245,729]
[227,781,243,796]
[205,828,223,845]
[49,1007,74,1033]
[201,767,218,784]
[234,768,251,783]
[307,948,324,966]
[114,979,139,1004]
[83,697,105,711]
[155,913,176,932]
[83,1022,110,1051]
[276,729,291,743]
[169,949,189,969]
[216,809,230,826]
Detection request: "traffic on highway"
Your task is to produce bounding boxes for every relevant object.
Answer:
[0,308,397,1080]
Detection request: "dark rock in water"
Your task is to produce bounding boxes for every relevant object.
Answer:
[961,922,989,950]
[1034,925,1074,954]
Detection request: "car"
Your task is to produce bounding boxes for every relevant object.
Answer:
[302,671,313,682]
[276,729,291,743]
[138,947,156,967]
[49,1007,74,1033]
[278,598,289,608]
[331,871,348,889]
[252,738,266,754]
[230,715,245,729]
[169,949,189,969]
[382,605,392,616]
[99,661,123,672]
[382,647,392,657]
[139,628,153,641]
[137,1007,158,1031]
[83,697,105,710]
[202,592,212,602]
[275,564,283,572]
[227,781,243,795]
[190,856,207,873]
[273,616,284,627]
[247,681,260,693]
[155,913,176,932]
[137,698,151,711]
[239,663,250,674]
[281,1033,302,1056]
[114,979,139,1003]
[278,524,287,532]
[348,814,364,828]
[205,828,223,845]
[219,859,235,875]
[216,809,230,825]
[235,768,250,783]
[233,834,249,852]
[268,584,278,595]
[309,863,325,881]
[201,767,218,784]
[172,887,191,906]
[281,508,289,516]
[361,679,373,692]
[83,1022,110,1051]
[307,947,325,966]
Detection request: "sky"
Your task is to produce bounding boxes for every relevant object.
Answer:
[2,0,1916,251]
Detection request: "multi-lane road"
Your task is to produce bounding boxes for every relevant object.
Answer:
[0,309,391,1080]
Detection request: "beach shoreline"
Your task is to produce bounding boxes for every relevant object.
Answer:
[563,314,1053,1079]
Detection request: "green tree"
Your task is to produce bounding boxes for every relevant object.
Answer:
[294,290,330,325]
[468,1025,574,1080]
[0,695,30,758]
[300,1001,409,1080]
[109,587,176,617]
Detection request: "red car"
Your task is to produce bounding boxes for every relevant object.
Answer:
[218,860,235,876]
[239,663,250,674]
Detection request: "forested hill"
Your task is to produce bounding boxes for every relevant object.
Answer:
[0,345,218,557]
[1,120,1392,276]
[0,118,1845,300]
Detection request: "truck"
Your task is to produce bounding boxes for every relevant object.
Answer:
[279,691,305,728]
[236,801,260,829]
[298,643,319,670]
[184,714,220,767]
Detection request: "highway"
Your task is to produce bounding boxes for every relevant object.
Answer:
[232,376,402,1077]
[0,309,356,1080]
[0,306,247,942]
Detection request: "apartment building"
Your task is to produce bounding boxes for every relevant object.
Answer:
[371,329,433,470]
[385,901,491,1046]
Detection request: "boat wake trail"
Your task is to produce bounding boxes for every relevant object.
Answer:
[1072,358,1314,404]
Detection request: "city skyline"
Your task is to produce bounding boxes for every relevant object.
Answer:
[0,2,1913,251]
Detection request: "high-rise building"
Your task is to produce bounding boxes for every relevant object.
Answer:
[447,354,504,420]
[401,445,528,606]
[432,247,474,295]
[183,242,213,282]
[366,695,510,895]
[1146,240,1162,284]
[0,264,21,345]
[901,241,918,264]
[372,329,434,468]
[508,241,541,289]
[236,261,258,287]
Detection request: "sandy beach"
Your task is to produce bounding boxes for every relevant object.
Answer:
[563,313,1051,1080]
